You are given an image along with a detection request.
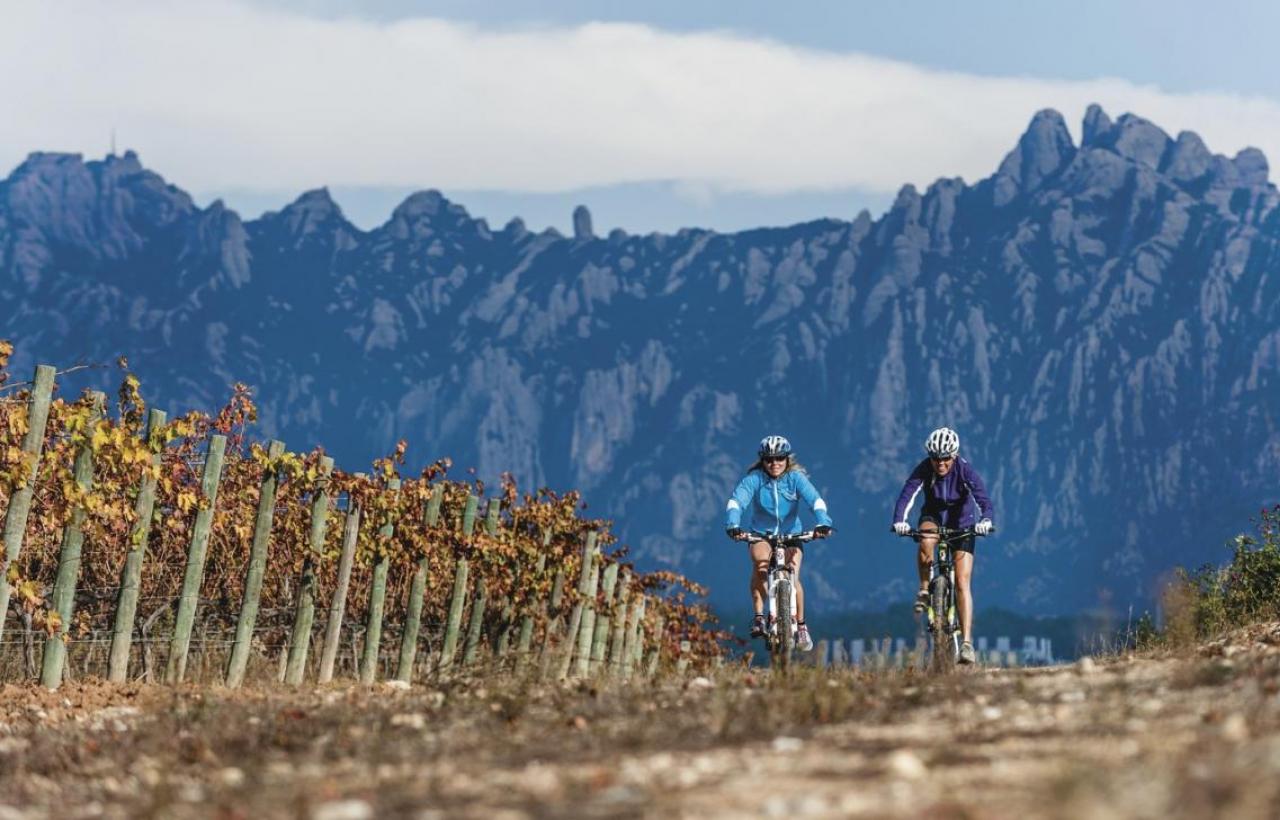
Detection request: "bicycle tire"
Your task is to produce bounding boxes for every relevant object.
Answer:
[773,577,794,671]
[930,575,953,673]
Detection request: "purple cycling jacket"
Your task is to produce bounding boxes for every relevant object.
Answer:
[892,457,994,529]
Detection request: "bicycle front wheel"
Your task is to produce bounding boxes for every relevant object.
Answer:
[930,575,954,673]
[773,577,794,671]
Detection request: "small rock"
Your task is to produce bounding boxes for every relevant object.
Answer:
[772,736,803,752]
[687,677,714,690]
[1220,713,1249,743]
[0,738,30,754]
[1058,690,1086,703]
[390,713,426,730]
[980,706,1003,721]
[219,767,246,787]
[1076,656,1097,675]
[515,763,561,799]
[383,680,411,692]
[887,749,927,780]
[313,799,374,820]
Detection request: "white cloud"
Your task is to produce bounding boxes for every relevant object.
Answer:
[3,0,1280,197]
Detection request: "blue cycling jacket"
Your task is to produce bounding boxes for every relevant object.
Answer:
[725,468,833,535]
[892,457,994,529]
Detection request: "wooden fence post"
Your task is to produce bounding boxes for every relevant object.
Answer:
[622,595,647,679]
[166,434,228,684]
[589,562,619,674]
[646,616,666,677]
[536,562,567,677]
[285,456,334,684]
[514,527,552,668]
[559,530,598,679]
[225,440,286,688]
[107,407,167,683]
[438,494,478,672]
[318,474,365,684]
[675,639,691,674]
[607,570,631,677]
[40,392,105,689]
[359,477,400,684]
[395,483,443,683]
[0,364,56,646]
[462,498,500,666]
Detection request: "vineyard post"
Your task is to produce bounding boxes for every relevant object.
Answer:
[631,599,652,672]
[588,562,619,674]
[438,493,478,671]
[622,595,647,679]
[645,616,666,677]
[318,473,365,684]
[514,527,552,671]
[607,569,631,676]
[107,407,167,683]
[462,498,500,666]
[359,477,400,684]
[165,434,228,684]
[395,482,443,683]
[225,440,286,688]
[0,364,55,645]
[536,559,567,677]
[40,391,105,690]
[558,530,598,679]
[573,561,603,678]
[494,599,516,658]
[285,455,334,684]
[675,639,691,675]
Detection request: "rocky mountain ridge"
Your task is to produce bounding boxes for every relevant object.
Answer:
[3,104,1277,614]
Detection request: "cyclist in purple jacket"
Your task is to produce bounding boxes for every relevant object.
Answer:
[891,427,994,665]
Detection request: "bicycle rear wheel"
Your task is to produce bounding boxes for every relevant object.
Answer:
[773,578,794,671]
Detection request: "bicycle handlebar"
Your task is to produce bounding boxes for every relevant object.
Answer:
[894,525,992,538]
[733,529,828,546]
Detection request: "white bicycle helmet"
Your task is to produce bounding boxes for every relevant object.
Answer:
[924,427,960,458]
[758,435,793,459]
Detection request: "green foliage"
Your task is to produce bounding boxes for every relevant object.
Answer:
[1161,505,1280,644]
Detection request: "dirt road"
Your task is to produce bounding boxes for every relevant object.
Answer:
[1,625,1277,819]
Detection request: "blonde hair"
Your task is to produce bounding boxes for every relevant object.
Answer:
[746,453,808,476]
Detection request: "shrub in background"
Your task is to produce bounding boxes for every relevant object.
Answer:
[1160,505,1280,644]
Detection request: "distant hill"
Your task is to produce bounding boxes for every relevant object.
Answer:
[2,104,1276,616]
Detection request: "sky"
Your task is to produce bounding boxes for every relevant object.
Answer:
[5,1,1280,233]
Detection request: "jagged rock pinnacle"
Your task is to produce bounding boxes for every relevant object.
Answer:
[993,109,1076,206]
[573,205,594,240]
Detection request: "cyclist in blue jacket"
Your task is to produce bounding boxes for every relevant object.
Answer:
[725,435,832,651]
[891,426,994,665]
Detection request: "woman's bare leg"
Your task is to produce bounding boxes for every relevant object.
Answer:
[787,547,805,622]
[917,521,938,593]
[955,549,974,642]
[749,540,770,614]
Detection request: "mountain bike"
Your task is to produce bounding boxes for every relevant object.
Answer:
[897,526,989,674]
[735,530,820,671]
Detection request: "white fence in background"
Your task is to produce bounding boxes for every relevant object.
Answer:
[809,635,1057,668]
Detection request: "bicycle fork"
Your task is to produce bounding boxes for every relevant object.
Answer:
[766,550,796,638]
[926,549,959,662]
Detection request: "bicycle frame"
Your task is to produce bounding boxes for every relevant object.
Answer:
[766,539,796,640]
[742,530,817,670]
[901,526,980,672]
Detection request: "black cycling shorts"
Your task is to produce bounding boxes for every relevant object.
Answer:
[917,515,976,554]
